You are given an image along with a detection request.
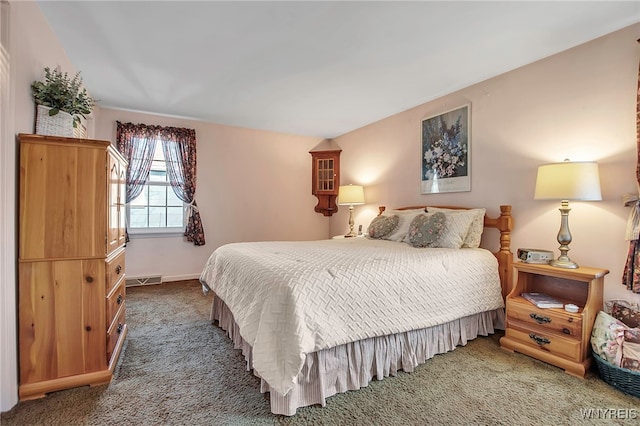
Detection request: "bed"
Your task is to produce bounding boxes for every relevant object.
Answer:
[200,205,513,415]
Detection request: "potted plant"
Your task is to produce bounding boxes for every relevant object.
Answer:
[31,67,96,137]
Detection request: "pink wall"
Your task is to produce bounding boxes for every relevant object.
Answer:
[94,108,329,280]
[2,0,81,412]
[331,23,640,305]
[2,1,639,413]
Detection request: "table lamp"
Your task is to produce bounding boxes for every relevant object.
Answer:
[534,160,602,268]
[338,184,365,237]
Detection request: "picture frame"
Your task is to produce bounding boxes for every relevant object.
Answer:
[421,104,470,194]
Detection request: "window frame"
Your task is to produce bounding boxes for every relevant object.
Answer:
[126,142,186,237]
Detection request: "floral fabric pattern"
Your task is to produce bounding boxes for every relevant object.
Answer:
[367,215,400,239]
[622,57,640,293]
[623,240,640,293]
[406,212,447,248]
[611,302,640,328]
[591,311,626,366]
[621,328,640,371]
[116,121,205,246]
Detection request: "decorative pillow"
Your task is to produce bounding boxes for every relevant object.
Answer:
[421,208,476,249]
[382,209,427,242]
[611,302,640,328]
[590,311,626,366]
[367,215,400,239]
[621,328,640,371]
[428,207,485,248]
[406,212,447,248]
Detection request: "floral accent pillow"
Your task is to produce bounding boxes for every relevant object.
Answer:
[367,215,400,239]
[406,212,447,248]
[382,209,427,242]
[591,311,625,366]
[621,328,640,371]
[611,302,640,328]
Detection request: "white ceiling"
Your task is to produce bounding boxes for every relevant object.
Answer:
[37,1,639,138]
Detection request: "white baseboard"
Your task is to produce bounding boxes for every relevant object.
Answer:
[162,274,200,282]
[126,273,200,287]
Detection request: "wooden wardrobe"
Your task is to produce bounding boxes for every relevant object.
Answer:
[18,133,127,400]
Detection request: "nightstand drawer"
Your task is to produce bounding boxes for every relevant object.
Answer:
[507,298,582,337]
[506,324,581,361]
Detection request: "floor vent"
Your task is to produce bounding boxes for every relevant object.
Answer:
[125,275,162,287]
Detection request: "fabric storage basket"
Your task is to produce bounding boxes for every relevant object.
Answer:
[35,104,74,137]
[593,351,640,398]
[604,299,640,314]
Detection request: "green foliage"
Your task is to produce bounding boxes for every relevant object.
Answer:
[31,67,96,128]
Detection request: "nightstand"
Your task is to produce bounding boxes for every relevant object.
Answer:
[332,234,365,239]
[499,262,609,378]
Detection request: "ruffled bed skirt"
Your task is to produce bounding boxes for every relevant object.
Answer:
[211,296,505,416]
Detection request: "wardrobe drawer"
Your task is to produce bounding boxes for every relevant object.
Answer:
[506,323,581,361]
[106,280,126,331]
[107,303,126,363]
[106,249,125,295]
[507,298,582,337]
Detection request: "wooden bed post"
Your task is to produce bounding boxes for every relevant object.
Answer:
[493,205,514,300]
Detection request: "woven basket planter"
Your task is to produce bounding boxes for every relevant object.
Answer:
[73,123,87,139]
[35,105,74,137]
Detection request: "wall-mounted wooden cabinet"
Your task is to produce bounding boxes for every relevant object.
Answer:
[310,149,341,216]
[18,134,127,400]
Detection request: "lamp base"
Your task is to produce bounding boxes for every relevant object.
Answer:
[549,200,578,269]
[549,258,579,269]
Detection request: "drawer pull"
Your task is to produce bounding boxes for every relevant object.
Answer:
[115,265,122,275]
[529,333,551,346]
[562,328,570,335]
[529,313,551,324]
[116,294,123,305]
[117,323,123,334]
[85,276,94,283]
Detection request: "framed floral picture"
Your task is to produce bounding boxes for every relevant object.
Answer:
[421,104,470,194]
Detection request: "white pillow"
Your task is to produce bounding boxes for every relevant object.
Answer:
[428,207,485,248]
[422,208,478,249]
[381,209,426,242]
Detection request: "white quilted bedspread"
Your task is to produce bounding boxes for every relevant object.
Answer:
[199,237,504,396]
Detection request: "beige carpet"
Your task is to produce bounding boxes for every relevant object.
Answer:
[2,280,638,425]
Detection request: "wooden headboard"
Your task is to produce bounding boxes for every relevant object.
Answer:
[378,205,514,300]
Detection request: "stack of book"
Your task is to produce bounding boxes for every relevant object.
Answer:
[521,292,564,309]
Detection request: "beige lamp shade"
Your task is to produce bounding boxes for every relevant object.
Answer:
[534,161,602,201]
[338,184,365,205]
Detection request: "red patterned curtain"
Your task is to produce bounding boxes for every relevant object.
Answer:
[622,44,640,293]
[116,121,205,246]
[159,127,206,246]
[116,121,157,203]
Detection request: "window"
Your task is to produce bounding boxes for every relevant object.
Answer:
[127,142,184,235]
